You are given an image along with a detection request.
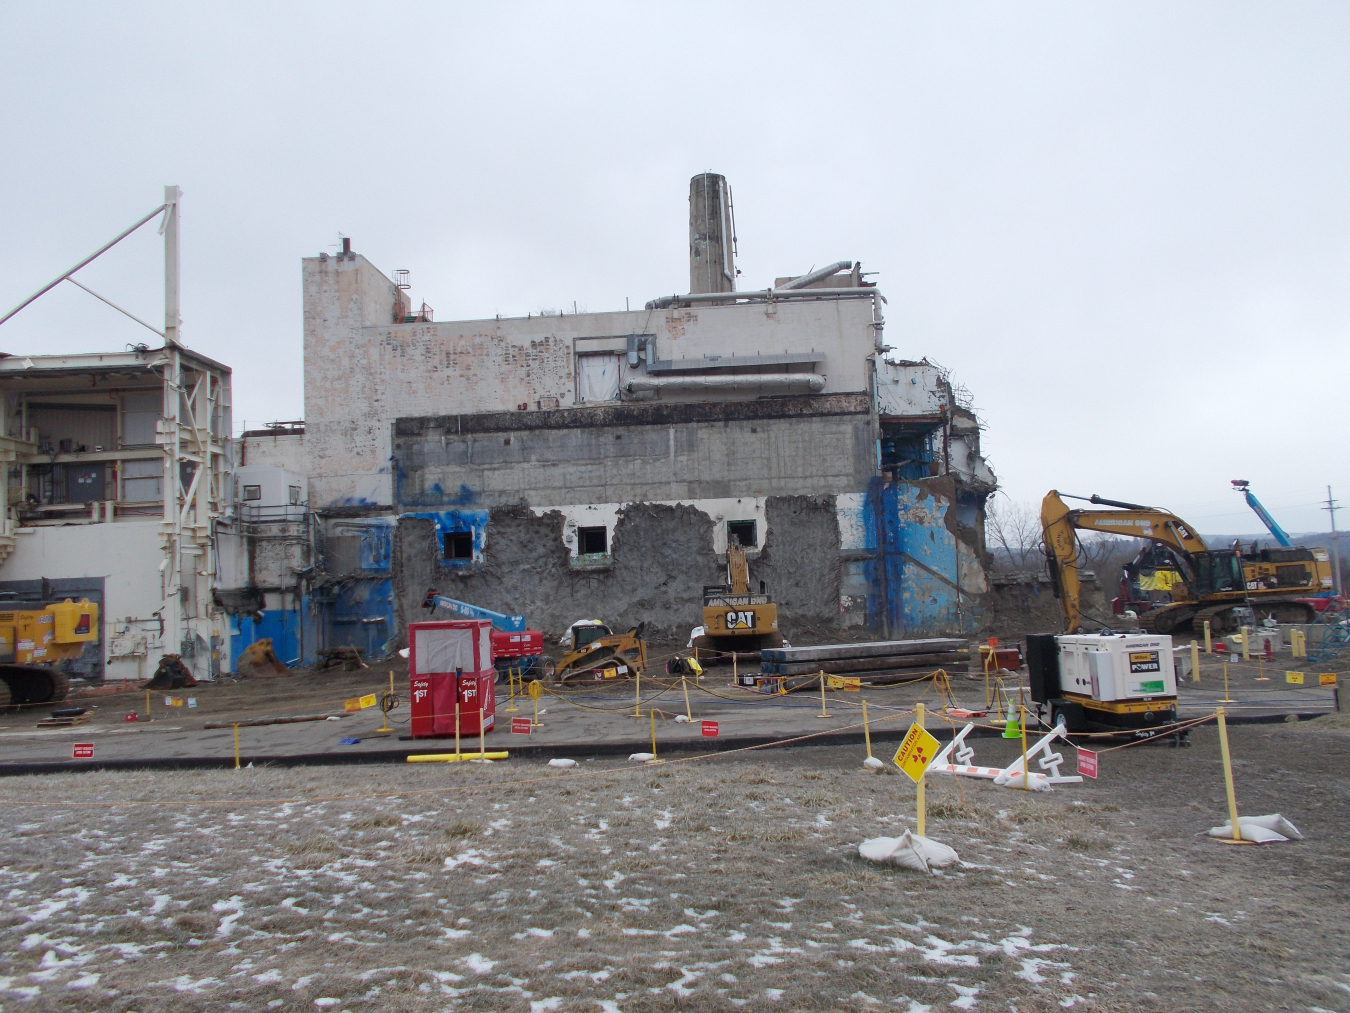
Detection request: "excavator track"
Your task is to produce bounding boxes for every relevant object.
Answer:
[0,665,70,706]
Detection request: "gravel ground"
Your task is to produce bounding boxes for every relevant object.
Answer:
[1,720,1348,1012]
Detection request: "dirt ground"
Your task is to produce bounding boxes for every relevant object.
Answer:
[1,719,1348,1012]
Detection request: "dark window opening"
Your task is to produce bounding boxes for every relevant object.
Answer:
[444,532,474,561]
[578,526,607,555]
[288,485,301,505]
[727,520,756,548]
[242,485,262,501]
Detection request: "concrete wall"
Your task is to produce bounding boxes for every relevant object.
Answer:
[391,497,844,645]
[240,432,307,476]
[393,394,875,513]
[2,521,183,681]
[303,254,875,509]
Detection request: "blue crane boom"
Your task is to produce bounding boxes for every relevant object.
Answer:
[1231,481,1292,547]
[421,589,526,632]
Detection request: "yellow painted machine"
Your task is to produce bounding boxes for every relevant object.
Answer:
[691,538,784,660]
[1042,491,1328,635]
[547,622,648,686]
[0,599,99,705]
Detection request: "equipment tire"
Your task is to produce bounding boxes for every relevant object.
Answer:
[0,677,10,709]
[1049,699,1087,734]
[43,670,70,704]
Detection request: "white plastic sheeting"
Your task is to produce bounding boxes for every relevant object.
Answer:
[858,830,959,873]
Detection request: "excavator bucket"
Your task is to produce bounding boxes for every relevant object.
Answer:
[235,639,290,678]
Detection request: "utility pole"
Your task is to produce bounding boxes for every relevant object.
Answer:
[1325,486,1342,596]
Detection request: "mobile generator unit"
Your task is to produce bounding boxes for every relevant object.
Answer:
[1026,632,1178,737]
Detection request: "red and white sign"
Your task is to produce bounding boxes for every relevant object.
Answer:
[511,717,533,735]
[1077,747,1098,779]
[701,720,719,738]
[72,743,94,759]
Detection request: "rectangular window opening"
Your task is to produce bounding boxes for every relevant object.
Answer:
[727,519,757,549]
[578,526,608,555]
[242,485,262,501]
[288,485,301,506]
[444,531,474,561]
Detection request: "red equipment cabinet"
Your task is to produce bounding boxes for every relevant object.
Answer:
[408,619,497,739]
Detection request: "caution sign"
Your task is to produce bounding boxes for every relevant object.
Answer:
[1077,747,1099,779]
[511,717,532,735]
[827,676,862,691]
[344,694,379,712]
[1320,673,1338,686]
[701,720,719,738]
[72,743,94,759]
[1286,672,1304,685]
[892,723,941,783]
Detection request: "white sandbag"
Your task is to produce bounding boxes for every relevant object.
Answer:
[674,714,690,723]
[628,752,655,762]
[547,758,577,769]
[399,647,410,659]
[863,757,885,770]
[858,830,959,873]
[993,770,1052,791]
[1208,814,1302,843]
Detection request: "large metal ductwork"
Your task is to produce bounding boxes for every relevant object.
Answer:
[689,173,736,295]
[624,372,825,396]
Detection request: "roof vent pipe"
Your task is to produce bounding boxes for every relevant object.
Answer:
[779,261,853,290]
[341,237,351,255]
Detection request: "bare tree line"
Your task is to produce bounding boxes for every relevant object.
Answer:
[985,494,1141,578]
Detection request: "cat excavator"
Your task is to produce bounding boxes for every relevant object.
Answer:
[1042,490,1326,635]
[0,598,99,706]
[690,535,784,661]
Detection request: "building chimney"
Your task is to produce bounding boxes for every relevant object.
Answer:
[688,173,736,295]
[341,237,351,256]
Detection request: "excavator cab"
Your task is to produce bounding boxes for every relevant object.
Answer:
[1191,551,1244,596]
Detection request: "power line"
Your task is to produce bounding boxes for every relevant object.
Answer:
[1325,486,1343,596]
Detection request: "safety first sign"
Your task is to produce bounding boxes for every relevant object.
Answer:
[892,723,940,783]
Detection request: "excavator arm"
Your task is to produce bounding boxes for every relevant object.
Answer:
[1041,490,1209,632]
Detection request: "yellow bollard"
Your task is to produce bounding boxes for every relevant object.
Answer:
[1190,641,1200,683]
[1219,661,1235,703]
[1215,707,1246,844]
[1292,629,1306,659]
[682,675,692,722]
[862,699,873,759]
[1256,656,1268,682]
[634,666,641,718]
[1204,620,1212,654]
[1240,627,1250,662]
[479,714,485,761]
[732,652,737,685]
[650,708,657,758]
[916,702,926,836]
[817,672,830,718]
[233,723,240,770]
[1020,704,1029,792]
[506,666,518,713]
[145,689,151,718]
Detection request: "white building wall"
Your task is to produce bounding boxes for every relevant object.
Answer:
[303,255,876,509]
[3,522,171,682]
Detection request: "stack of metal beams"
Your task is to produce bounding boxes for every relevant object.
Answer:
[759,638,969,685]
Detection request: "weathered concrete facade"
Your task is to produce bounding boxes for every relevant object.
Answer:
[297,181,997,650]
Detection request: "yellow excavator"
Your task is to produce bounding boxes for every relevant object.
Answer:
[1042,491,1326,635]
[0,598,99,706]
[691,536,784,661]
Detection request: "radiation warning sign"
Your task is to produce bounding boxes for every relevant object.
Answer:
[892,723,941,783]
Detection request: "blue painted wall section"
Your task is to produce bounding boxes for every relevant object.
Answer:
[401,510,489,569]
[229,596,314,670]
[860,479,976,636]
[314,578,396,660]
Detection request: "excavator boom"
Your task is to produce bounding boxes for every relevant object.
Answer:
[1042,491,1207,632]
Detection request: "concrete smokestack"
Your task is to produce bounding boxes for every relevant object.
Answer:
[688,173,736,294]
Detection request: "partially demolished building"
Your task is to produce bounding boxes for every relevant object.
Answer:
[242,174,996,661]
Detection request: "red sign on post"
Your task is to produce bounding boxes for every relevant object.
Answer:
[72,743,94,760]
[701,721,719,738]
[511,717,532,735]
[1077,747,1098,779]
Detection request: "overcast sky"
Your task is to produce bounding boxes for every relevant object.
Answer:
[1,3,1345,536]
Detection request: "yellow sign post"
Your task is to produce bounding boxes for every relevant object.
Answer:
[528,679,542,727]
[892,716,940,784]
